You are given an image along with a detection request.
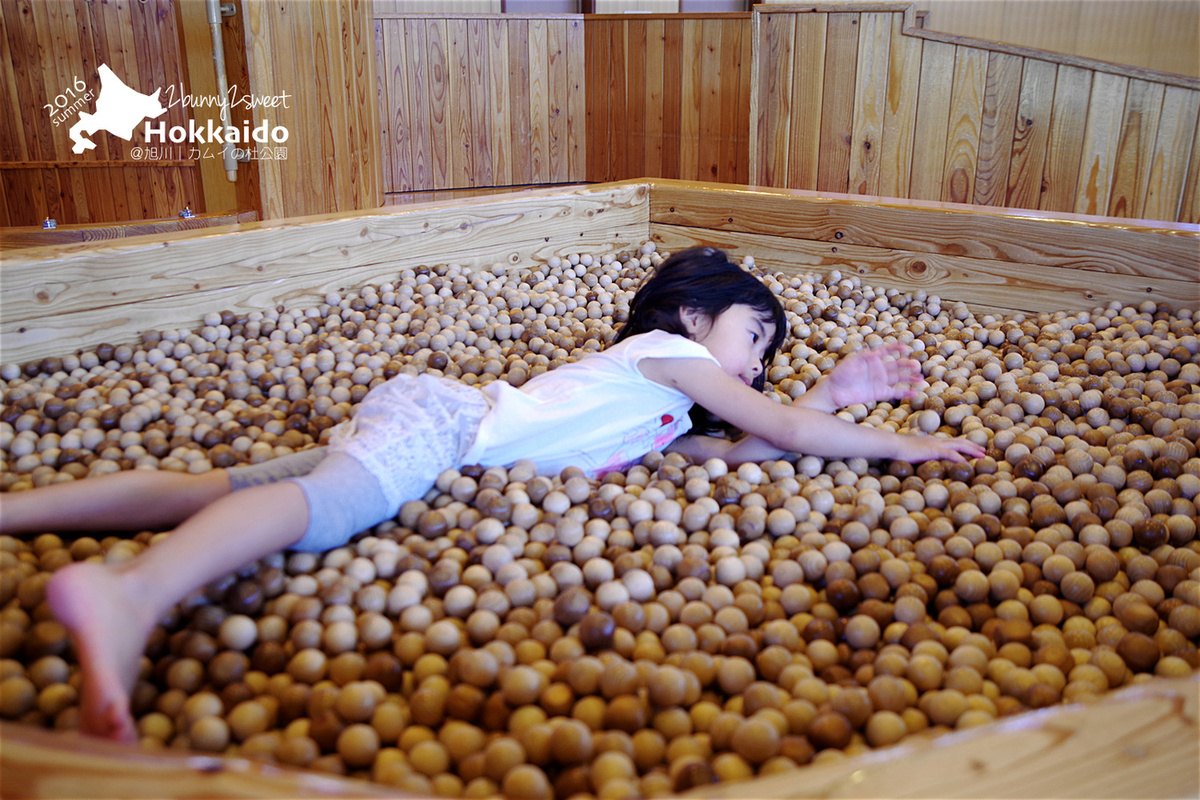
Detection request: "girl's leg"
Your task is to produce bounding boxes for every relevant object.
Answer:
[46,480,309,741]
[0,470,232,537]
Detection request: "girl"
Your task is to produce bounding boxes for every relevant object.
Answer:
[0,247,983,742]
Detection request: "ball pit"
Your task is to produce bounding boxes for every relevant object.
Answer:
[0,184,1197,798]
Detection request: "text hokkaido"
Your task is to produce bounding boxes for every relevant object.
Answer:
[143,119,289,144]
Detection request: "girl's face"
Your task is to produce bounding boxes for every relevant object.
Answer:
[681,304,775,386]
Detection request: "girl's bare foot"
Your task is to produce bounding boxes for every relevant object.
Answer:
[45,562,157,742]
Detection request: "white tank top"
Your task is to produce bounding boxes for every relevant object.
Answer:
[463,330,718,477]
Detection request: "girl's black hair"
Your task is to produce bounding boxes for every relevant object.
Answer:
[614,246,787,434]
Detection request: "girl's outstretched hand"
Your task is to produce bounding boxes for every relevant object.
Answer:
[827,342,925,408]
[893,434,987,464]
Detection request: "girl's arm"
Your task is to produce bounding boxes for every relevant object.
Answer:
[646,357,984,463]
[666,432,788,464]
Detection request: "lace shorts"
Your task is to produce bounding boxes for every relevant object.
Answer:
[228,373,489,551]
[328,373,490,508]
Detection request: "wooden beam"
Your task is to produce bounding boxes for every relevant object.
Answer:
[1,183,650,364]
[686,675,1198,800]
[646,179,1198,281]
[2,676,1194,799]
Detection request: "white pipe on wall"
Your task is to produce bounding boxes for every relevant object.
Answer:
[206,0,238,182]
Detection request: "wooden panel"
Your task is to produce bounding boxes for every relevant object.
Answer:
[354,0,384,214]
[720,18,746,184]
[1074,71,1130,215]
[486,20,510,188]
[626,19,648,181]
[1142,86,1200,222]
[377,14,585,192]
[816,13,859,193]
[879,11,920,198]
[973,52,1022,207]
[244,0,282,219]
[735,14,753,184]
[643,18,665,178]
[2,183,651,364]
[660,20,683,180]
[373,0,498,9]
[750,5,1200,223]
[427,19,451,189]
[447,19,472,188]
[679,20,702,180]
[383,21,410,194]
[782,12,825,189]
[1,2,37,160]
[241,0,382,218]
[1040,64,1091,213]
[566,18,586,181]
[908,39,955,200]
[405,20,434,191]
[849,12,891,196]
[468,18,493,186]
[282,0,314,215]
[508,19,532,186]
[759,12,794,186]
[1180,110,1200,224]
[311,1,337,210]
[941,46,986,204]
[1004,57,1056,209]
[584,18,608,182]
[546,19,567,183]
[580,14,751,184]
[697,20,723,182]
[1107,78,1165,219]
[604,18,627,182]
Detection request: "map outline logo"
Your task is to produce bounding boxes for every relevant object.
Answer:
[66,63,166,155]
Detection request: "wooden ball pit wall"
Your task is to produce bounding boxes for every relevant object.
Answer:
[1,180,1197,798]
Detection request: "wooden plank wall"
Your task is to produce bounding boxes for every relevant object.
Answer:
[175,0,262,218]
[751,3,1200,224]
[584,14,753,184]
[373,13,586,193]
[917,0,1200,79]
[372,12,754,192]
[244,0,383,219]
[1,0,380,227]
[0,0,201,227]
